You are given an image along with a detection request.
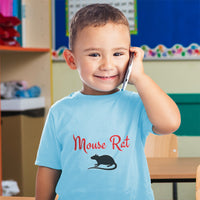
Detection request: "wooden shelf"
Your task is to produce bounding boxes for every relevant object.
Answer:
[0,0,52,195]
[0,46,50,53]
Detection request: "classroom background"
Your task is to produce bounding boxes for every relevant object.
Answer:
[0,0,200,199]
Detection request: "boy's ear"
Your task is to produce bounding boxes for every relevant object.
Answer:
[63,49,77,70]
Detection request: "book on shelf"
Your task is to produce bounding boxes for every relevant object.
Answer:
[13,0,22,46]
[0,0,13,16]
[21,0,28,47]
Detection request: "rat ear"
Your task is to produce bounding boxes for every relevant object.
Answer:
[63,49,77,70]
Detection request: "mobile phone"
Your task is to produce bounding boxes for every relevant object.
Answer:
[121,53,134,91]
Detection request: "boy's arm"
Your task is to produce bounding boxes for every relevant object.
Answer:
[35,166,61,200]
[129,47,181,134]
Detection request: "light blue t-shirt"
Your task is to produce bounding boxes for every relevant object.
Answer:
[36,90,155,200]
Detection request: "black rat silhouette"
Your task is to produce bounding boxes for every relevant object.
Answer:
[88,154,117,170]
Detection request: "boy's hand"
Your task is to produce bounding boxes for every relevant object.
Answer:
[128,47,145,85]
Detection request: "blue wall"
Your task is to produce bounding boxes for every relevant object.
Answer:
[55,0,200,49]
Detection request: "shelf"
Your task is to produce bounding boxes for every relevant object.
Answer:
[0,0,52,196]
[0,46,50,53]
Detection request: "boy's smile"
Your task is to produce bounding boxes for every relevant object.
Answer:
[68,23,130,95]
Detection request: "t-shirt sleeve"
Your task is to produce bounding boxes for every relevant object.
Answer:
[35,109,62,169]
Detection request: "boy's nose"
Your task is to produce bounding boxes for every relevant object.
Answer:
[99,57,113,71]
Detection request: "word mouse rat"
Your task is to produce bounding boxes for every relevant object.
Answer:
[88,154,117,170]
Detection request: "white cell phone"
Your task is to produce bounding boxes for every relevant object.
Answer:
[121,53,134,91]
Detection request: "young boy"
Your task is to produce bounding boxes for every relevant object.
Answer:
[35,4,180,200]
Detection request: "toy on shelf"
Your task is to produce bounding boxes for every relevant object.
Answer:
[1,81,41,99]
[0,13,21,46]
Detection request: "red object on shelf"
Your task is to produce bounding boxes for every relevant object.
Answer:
[0,38,20,46]
[0,13,21,27]
[0,13,21,47]
[0,26,20,39]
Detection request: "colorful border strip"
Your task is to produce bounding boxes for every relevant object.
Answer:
[142,43,200,60]
[52,43,200,61]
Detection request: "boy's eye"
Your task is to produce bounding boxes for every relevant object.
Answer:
[113,52,123,56]
[89,53,100,57]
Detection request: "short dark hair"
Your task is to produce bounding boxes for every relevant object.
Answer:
[69,3,130,50]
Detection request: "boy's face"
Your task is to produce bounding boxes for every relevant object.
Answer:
[72,22,130,95]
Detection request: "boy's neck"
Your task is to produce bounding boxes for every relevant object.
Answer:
[80,88,120,96]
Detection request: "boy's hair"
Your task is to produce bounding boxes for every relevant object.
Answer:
[69,3,130,50]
